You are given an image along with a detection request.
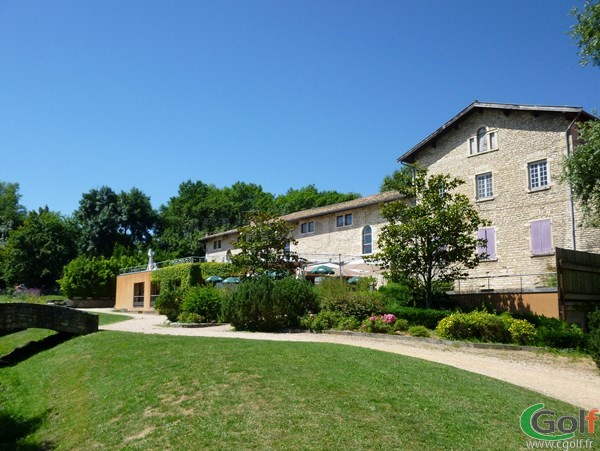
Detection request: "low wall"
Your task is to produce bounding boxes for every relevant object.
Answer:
[67,299,115,308]
[0,303,99,335]
[449,291,560,319]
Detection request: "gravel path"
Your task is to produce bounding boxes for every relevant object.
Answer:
[94,309,600,410]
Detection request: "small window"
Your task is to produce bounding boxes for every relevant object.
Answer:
[150,282,160,307]
[337,214,352,227]
[213,240,222,250]
[531,219,553,255]
[528,160,549,190]
[362,225,372,255]
[477,227,496,260]
[133,282,145,308]
[476,173,494,200]
[301,221,315,234]
[469,127,498,154]
[336,215,344,227]
[345,214,352,225]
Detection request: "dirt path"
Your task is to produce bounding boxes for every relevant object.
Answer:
[95,310,600,410]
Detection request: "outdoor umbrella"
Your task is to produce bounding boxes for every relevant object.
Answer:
[347,277,360,284]
[309,265,335,275]
[205,275,223,283]
[222,277,241,284]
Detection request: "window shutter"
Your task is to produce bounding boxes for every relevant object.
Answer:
[477,227,496,259]
[477,228,486,256]
[531,219,552,255]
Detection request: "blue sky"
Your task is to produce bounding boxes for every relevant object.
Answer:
[1,0,598,215]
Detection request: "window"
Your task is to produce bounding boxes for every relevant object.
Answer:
[530,219,553,255]
[133,282,144,308]
[528,160,549,190]
[336,214,353,227]
[150,282,160,307]
[476,173,494,200]
[213,240,222,250]
[477,227,496,260]
[362,225,372,255]
[469,127,498,154]
[300,221,315,234]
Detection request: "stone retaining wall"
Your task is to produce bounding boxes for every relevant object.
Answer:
[0,303,99,335]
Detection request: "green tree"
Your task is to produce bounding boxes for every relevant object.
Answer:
[1,207,78,290]
[273,185,360,215]
[75,186,156,256]
[570,0,600,67]
[563,120,600,224]
[370,166,489,308]
[231,211,298,274]
[0,181,27,246]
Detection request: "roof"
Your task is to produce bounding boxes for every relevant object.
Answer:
[201,191,403,241]
[398,101,597,164]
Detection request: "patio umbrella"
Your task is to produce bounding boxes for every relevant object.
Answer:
[205,275,223,283]
[222,276,241,284]
[347,277,360,284]
[309,265,335,275]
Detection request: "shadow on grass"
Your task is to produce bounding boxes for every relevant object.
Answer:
[0,332,75,368]
[0,410,52,450]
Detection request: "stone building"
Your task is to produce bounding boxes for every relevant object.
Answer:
[398,101,599,292]
[202,191,403,276]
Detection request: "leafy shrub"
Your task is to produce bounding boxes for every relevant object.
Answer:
[181,286,222,322]
[154,289,185,322]
[301,311,359,331]
[222,276,316,331]
[408,325,430,337]
[508,319,537,345]
[536,319,587,349]
[379,282,413,307]
[436,311,511,343]
[587,310,600,368]
[178,312,204,323]
[361,314,408,334]
[384,306,451,329]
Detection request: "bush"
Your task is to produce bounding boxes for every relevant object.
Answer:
[379,282,413,307]
[181,286,222,322]
[154,289,185,322]
[536,319,587,349]
[508,319,537,345]
[178,312,204,323]
[301,311,359,331]
[222,276,316,332]
[384,306,451,329]
[408,325,430,337]
[587,310,600,368]
[361,314,408,334]
[436,311,512,343]
[316,278,383,319]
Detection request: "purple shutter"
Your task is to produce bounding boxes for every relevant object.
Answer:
[531,219,552,255]
[477,227,496,259]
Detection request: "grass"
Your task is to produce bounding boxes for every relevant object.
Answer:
[0,331,593,450]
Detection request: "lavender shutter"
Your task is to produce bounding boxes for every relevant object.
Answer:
[531,219,552,255]
[485,228,496,259]
[477,228,486,256]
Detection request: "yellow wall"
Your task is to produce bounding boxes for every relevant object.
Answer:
[452,291,560,319]
[115,271,153,311]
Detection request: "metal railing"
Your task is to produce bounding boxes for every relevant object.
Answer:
[119,256,205,275]
[454,272,557,294]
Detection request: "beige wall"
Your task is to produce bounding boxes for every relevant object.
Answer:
[205,234,238,263]
[115,271,153,311]
[452,291,560,319]
[414,109,599,291]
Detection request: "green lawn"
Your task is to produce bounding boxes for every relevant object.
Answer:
[0,331,592,450]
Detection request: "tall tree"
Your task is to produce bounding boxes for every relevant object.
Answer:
[273,185,360,215]
[570,0,600,67]
[1,207,78,290]
[117,187,158,247]
[563,121,600,224]
[370,166,489,308]
[0,181,27,246]
[231,211,298,274]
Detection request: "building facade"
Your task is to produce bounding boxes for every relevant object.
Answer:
[399,101,599,292]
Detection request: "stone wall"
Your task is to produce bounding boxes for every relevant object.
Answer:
[0,303,99,335]
[415,109,600,291]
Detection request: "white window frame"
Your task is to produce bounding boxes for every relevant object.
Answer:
[528,159,550,191]
[475,172,494,201]
[300,221,315,234]
[468,127,499,155]
[337,213,353,227]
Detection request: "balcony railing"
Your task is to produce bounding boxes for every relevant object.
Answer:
[119,256,205,275]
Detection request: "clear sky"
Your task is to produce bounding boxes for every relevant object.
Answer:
[1,0,598,216]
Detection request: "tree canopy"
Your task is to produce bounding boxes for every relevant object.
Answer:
[371,166,489,308]
[0,181,27,246]
[570,0,600,67]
